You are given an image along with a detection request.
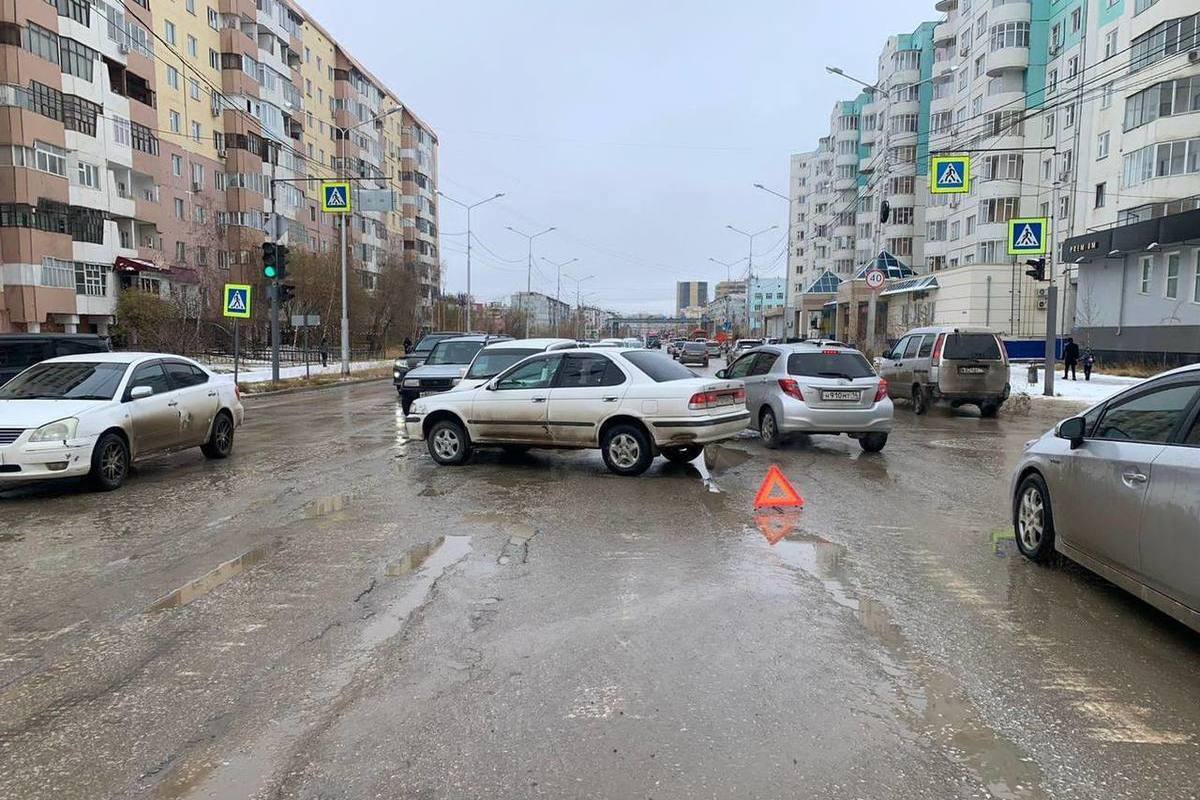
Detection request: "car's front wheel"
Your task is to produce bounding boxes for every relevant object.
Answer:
[89,432,129,491]
[427,419,472,466]
[201,411,235,459]
[661,444,703,464]
[859,432,888,452]
[601,424,653,476]
[1014,473,1056,562]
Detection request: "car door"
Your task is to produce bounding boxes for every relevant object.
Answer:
[163,360,219,447]
[470,354,563,443]
[123,361,180,456]
[912,333,935,388]
[548,353,628,445]
[744,351,780,412]
[1053,382,1199,580]
[1129,384,1200,609]
[723,353,758,417]
[880,336,911,396]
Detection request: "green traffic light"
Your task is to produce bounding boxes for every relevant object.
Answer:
[264,265,278,279]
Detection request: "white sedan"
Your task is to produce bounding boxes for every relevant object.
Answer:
[0,353,244,491]
[404,348,748,475]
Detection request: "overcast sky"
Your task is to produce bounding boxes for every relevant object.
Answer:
[303,0,928,313]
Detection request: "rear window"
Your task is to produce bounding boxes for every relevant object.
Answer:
[466,348,539,379]
[788,352,875,379]
[683,342,706,352]
[622,351,697,382]
[425,340,484,365]
[943,333,1002,360]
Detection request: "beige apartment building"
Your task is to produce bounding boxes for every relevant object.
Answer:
[0,0,437,335]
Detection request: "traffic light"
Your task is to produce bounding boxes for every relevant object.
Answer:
[276,244,290,281]
[278,283,295,304]
[1024,258,1046,281]
[262,242,279,280]
[879,199,891,224]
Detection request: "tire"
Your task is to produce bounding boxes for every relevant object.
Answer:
[89,432,129,492]
[427,418,472,466]
[979,400,1001,418]
[601,423,653,476]
[859,432,888,452]
[1014,473,1056,562]
[911,385,929,415]
[201,411,235,459]
[400,392,416,415]
[661,444,703,464]
[759,407,781,449]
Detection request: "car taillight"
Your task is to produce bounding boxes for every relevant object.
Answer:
[873,378,888,403]
[689,389,744,410]
[733,387,746,404]
[778,378,804,402]
[930,333,945,366]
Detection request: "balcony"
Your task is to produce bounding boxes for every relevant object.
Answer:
[835,151,858,167]
[933,22,955,46]
[986,46,1029,77]
[933,57,956,79]
[834,176,856,191]
[934,0,958,11]
[990,0,1031,26]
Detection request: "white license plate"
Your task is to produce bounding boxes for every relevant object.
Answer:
[820,390,860,401]
[958,366,988,375]
[715,394,735,406]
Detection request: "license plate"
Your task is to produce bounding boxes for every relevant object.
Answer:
[958,366,988,375]
[715,394,735,406]
[820,390,860,401]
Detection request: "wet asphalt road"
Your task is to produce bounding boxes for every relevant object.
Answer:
[2,364,1199,800]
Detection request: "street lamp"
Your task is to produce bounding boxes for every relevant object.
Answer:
[541,256,578,336]
[709,256,746,282]
[726,224,778,336]
[754,182,800,338]
[438,190,504,331]
[563,272,594,338]
[507,225,555,336]
[825,63,955,96]
[336,105,403,375]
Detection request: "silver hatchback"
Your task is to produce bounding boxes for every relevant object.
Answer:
[1011,364,1200,632]
[718,343,894,452]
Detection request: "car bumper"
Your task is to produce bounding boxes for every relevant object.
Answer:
[403,414,424,441]
[650,410,751,445]
[780,398,894,434]
[0,435,97,482]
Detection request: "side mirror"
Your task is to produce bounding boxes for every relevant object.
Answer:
[129,385,153,400]
[715,369,728,379]
[485,381,498,392]
[1057,416,1085,449]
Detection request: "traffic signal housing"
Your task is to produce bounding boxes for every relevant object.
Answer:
[261,242,290,280]
[277,283,296,304]
[1024,258,1046,281]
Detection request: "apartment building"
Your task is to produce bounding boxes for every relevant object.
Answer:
[0,0,438,336]
[512,291,570,334]
[675,280,709,314]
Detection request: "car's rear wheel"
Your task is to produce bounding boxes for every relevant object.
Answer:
[201,411,235,459]
[601,424,653,476]
[859,432,888,452]
[1014,473,1056,562]
[759,408,781,449]
[427,419,471,466]
[89,432,129,492]
[979,399,1001,418]
[661,444,703,464]
[911,385,929,415]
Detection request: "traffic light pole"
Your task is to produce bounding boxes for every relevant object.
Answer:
[1044,282,1057,398]
[269,153,280,384]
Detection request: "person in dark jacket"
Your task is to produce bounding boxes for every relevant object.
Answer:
[1062,337,1080,380]
[1082,349,1095,381]
[403,337,413,354]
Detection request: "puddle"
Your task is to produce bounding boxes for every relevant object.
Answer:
[147,543,274,612]
[386,537,444,576]
[304,494,350,517]
[704,443,751,472]
[691,456,720,493]
[361,535,472,648]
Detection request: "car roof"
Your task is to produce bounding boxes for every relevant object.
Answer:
[752,342,865,356]
[899,325,1000,336]
[437,334,509,344]
[479,337,575,350]
[42,352,184,364]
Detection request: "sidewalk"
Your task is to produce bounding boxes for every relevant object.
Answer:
[1008,363,1143,406]
[200,358,391,386]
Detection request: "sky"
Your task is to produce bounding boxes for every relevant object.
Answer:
[302,0,930,314]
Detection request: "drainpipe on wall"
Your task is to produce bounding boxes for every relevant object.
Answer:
[1116,260,1126,336]
[985,275,992,328]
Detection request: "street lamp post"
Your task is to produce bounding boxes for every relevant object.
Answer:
[754,182,798,338]
[564,272,594,337]
[708,256,746,283]
[437,190,504,332]
[541,256,578,336]
[507,226,555,336]
[726,224,778,336]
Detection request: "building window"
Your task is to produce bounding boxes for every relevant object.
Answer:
[75,161,100,189]
[1123,76,1200,131]
[979,197,1020,224]
[34,141,67,177]
[1097,131,1110,159]
[164,20,176,45]
[1044,111,1055,138]
[1101,82,1113,108]
[1070,7,1082,33]
[1095,182,1106,208]
[74,262,107,296]
[191,162,204,186]
[174,197,185,218]
[1067,55,1079,79]
[169,110,181,133]
[24,22,61,65]
[191,120,201,142]
[186,0,196,13]
[1064,102,1075,128]
[59,37,98,81]
[1194,251,1200,303]
[1058,195,1070,220]
[187,35,197,58]
[41,257,75,289]
[1130,12,1200,73]
[977,240,1005,262]
[1104,30,1119,59]
[990,22,1030,51]
[1047,68,1058,97]
[965,214,976,235]
[974,53,985,79]
[1139,256,1153,293]
[209,48,220,70]
[1165,252,1181,299]
[166,65,180,89]
[175,241,187,263]
[171,154,182,176]
[189,78,200,100]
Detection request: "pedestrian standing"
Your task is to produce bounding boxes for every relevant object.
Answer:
[1082,349,1095,381]
[320,333,328,368]
[403,336,413,355]
[1062,336,1080,381]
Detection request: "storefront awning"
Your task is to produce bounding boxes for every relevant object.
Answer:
[114,256,169,274]
[880,274,939,297]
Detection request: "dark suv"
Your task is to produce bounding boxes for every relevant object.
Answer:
[393,331,464,391]
[0,334,111,386]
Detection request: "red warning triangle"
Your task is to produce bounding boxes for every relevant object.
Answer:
[755,513,796,545]
[753,465,804,509]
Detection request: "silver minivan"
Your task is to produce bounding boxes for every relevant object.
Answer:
[1010,363,1200,632]
[879,326,1010,417]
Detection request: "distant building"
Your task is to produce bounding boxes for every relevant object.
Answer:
[512,292,570,334]
[706,293,746,336]
[715,280,746,299]
[748,277,785,334]
[676,281,709,314]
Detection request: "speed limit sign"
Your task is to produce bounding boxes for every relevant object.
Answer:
[865,268,886,291]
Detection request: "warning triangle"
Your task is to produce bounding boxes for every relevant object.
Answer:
[753,464,804,509]
[938,163,963,186]
[1014,224,1040,248]
[227,292,246,311]
[326,187,346,206]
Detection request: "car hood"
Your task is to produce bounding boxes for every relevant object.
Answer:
[0,398,109,428]
[406,364,467,380]
[398,351,432,368]
[452,378,489,391]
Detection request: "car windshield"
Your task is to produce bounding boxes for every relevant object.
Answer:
[623,351,697,382]
[788,352,875,379]
[0,361,128,400]
[425,340,485,366]
[413,334,457,353]
[943,333,1002,360]
[465,348,540,379]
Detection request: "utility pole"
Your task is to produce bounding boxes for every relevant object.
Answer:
[753,183,796,337]
[726,224,777,336]
[542,257,578,337]
[269,147,280,383]
[438,191,504,332]
[507,226,555,337]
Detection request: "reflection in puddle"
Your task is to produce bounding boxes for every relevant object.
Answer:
[304,493,350,517]
[704,444,751,472]
[147,543,274,612]
[386,536,444,576]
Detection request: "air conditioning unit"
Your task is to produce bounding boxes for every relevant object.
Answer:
[1049,42,1062,55]
[1036,299,1048,310]
[949,197,961,209]
[117,43,129,54]
[191,181,202,193]
[1058,168,1072,181]
[1188,50,1200,63]
[1037,287,1048,298]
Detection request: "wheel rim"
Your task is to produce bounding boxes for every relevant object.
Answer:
[432,428,460,459]
[100,441,126,484]
[1017,486,1045,550]
[609,433,640,469]
[761,412,775,441]
[214,417,232,451]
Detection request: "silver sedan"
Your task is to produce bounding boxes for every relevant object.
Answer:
[718,342,893,452]
[1010,363,1200,632]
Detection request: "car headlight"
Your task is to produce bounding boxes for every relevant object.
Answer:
[403,378,420,387]
[411,402,424,414]
[30,417,79,443]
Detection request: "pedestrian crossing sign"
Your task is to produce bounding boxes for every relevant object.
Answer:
[930,155,970,194]
[1007,217,1049,255]
[223,283,252,319]
[321,181,352,213]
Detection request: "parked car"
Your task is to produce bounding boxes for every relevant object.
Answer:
[1,334,111,386]
[718,342,893,452]
[667,339,688,359]
[393,331,464,390]
[678,341,709,368]
[878,326,1010,417]
[0,353,243,491]
[398,335,509,413]
[592,338,625,349]
[1011,363,1200,632]
[647,337,661,349]
[732,339,762,354]
[705,340,723,359]
[456,338,578,391]
[405,348,748,476]
[622,337,644,349]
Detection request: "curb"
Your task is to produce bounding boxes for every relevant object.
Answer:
[239,375,392,399]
